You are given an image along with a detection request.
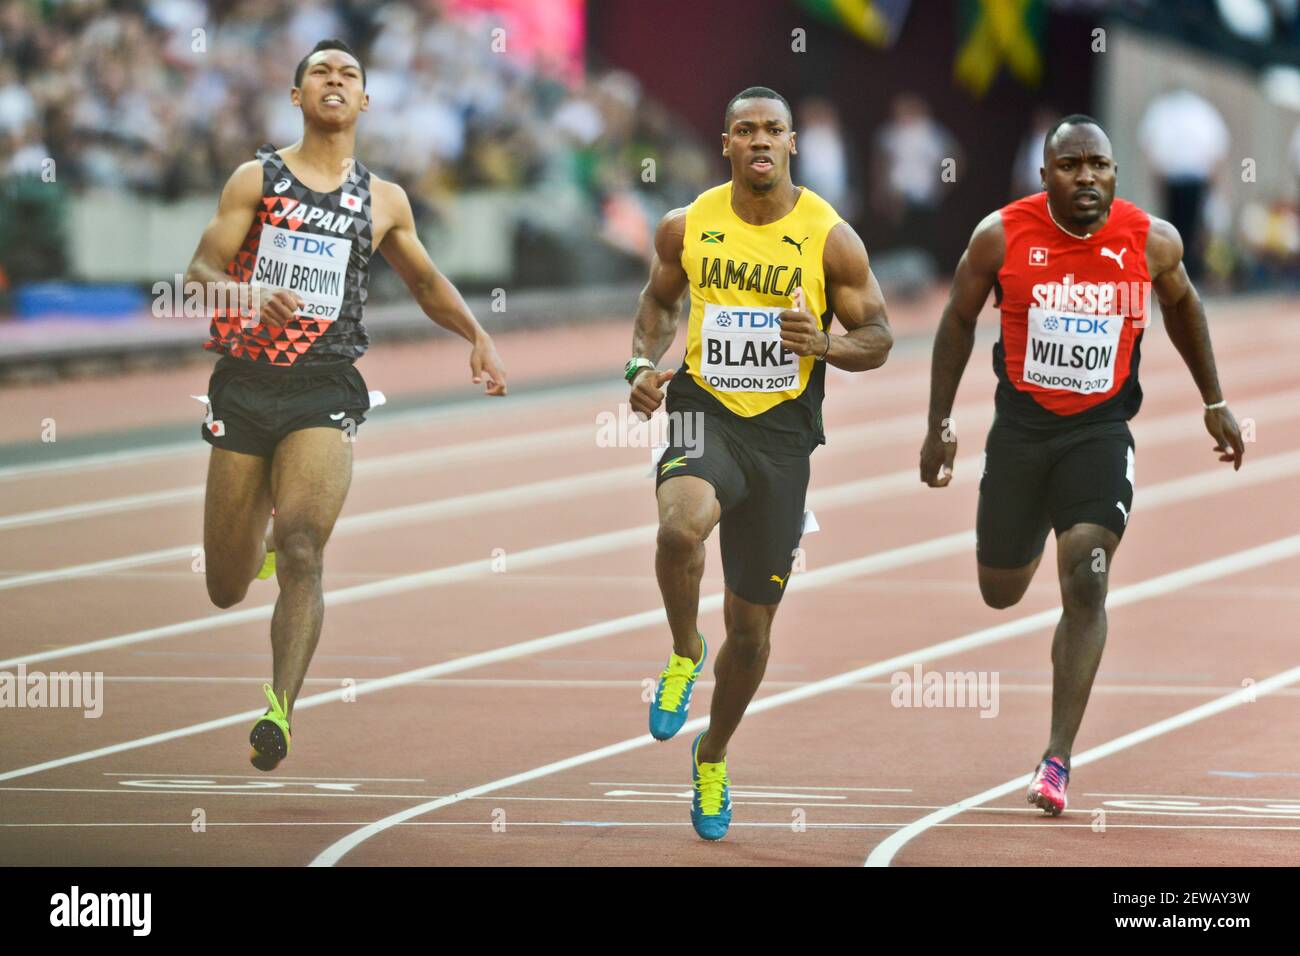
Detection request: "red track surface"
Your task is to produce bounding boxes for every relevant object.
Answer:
[2,298,1298,866]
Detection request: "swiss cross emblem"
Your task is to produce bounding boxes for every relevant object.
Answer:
[1029,246,1049,267]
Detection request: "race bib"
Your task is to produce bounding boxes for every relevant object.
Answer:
[253,224,352,323]
[1023,307,1122,394]
[699,302,800,393]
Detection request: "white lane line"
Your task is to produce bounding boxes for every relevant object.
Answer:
[0,365,946,533]
[2,448,1293,786]
[59,675,1300,701]
[100,772,424,782]
[4,326,1284,487]
[4,821,1296,832]
[0,525,651,669]
[6,352,1296,532]
[0,532,972,783]
[0,787,452,801]
[3,432,988,659]
[8,370,1296,594]
[307,532,1300,866]
[0,378,625,482]
[1086,791,1300,803]
[589,782,913,792]
[0,422,592,530]
[0,391,941,587]
[9,407,1296,671]
[864,658,1300,866]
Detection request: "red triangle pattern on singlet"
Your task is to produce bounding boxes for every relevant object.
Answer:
[205,144,372,367]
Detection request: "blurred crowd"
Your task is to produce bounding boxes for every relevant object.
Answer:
[0,0,711,283]
[861,89,1300,293]
[3,0,1299,294]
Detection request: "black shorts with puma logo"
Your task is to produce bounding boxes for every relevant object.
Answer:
[655,409,812,606]
[199,355,370,458]
[976,416,1135,569]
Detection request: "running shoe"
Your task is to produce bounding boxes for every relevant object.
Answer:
[690,732,732,841]
[648,634,706,740]
[1026,756,1069,816]
[249,683,292,772]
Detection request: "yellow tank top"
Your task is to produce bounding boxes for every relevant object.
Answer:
[670,182,843,443]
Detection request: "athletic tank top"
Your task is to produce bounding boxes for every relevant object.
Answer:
[993,191,1151,429]
[669,182,843,447]
[205,144,374,369]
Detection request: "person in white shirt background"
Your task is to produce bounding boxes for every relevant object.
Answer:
[1138,88,1230,279]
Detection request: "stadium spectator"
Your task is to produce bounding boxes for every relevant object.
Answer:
[1138,88,1230,279]
[871,92,961,267]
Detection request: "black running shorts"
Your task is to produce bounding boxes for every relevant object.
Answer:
[200,356,371,459]
[655,410,811,605]
[976,416,1136,569]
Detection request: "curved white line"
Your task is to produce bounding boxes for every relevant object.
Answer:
[865,543,1300,867]
[311,533,1300,866]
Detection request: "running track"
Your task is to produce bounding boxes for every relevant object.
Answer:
[2,298,1298,866]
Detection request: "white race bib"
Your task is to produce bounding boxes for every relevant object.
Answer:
[253,224,352,323]
[1023,307,1122,394]
[699,302,800,393]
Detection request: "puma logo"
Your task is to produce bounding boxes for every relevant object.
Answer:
[329,411,346,421]
[1100,246,1127,269]
[770,572,790,589]
[1116,501,1130,525]
[782,235,808,255]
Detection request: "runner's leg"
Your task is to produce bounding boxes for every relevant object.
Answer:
[696,443,806,763]
[203,448,273,608]
[267,426,353,719]
[975,419,1053,608]
[655,475,718,663]
[977,557,1043,609]
[1045,522,1119,762]
[1037,423,1134,762]
[696,588,777,763]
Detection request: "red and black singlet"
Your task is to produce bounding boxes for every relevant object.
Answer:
[992,191,1152,429]
[206,144,374,368]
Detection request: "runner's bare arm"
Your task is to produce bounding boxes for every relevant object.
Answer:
[1147,215,1243,469]
[629,208,689,417]
[375,179,507,396]
[920,211,1004,487]
[184,161,302,326]
[803,221,892,371]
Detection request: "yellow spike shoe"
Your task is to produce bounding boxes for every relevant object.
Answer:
[249,683,291,772]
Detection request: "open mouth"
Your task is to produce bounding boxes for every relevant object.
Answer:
[750,155,773,171]
[1074,191,1099,206]
[322,93,345,107]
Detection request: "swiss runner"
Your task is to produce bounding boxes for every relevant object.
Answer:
[918,114,1245,815]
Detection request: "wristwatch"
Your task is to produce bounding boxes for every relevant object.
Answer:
[624,357,656,384]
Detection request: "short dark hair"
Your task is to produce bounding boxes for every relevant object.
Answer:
[294,39,366,89]
[725,86,793,131]
[1043,113,1104,157]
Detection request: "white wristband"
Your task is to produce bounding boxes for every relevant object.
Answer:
[1204,400,1227,410]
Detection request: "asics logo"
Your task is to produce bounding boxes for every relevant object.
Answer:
[273,178,291,194]
[1100,246,1127,269]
